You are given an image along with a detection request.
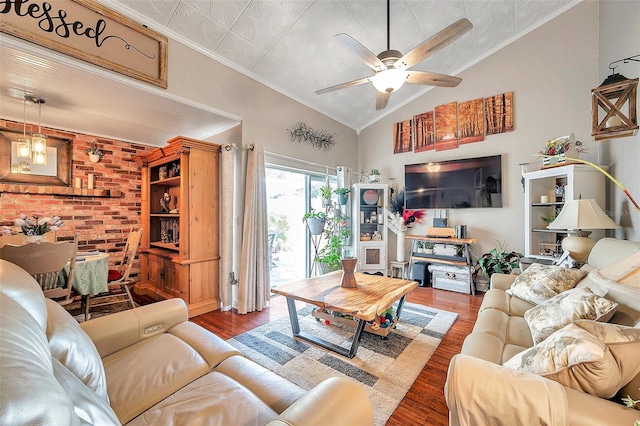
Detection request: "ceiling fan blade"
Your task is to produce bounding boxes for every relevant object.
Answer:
[406,71,462,87]
[376,91,391,110]
[334,33,387,71]
[315,76,373,95]
[396,18,473,70]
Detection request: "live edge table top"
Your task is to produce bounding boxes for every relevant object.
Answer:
[271,271,418,322]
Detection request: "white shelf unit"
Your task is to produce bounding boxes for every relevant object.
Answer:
[523,164,606,261]
[352,183,388,276]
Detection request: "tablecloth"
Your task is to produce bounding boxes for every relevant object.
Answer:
[63,252,110,295]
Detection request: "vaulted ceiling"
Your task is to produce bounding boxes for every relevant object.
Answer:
[0,0,577,146]
[111,0,576,130]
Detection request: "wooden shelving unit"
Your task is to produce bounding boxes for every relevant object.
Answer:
[134,136,221,318]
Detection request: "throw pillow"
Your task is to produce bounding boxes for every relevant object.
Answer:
[505,263,586,305]
[524,287,618,344]
[503,320,640,398]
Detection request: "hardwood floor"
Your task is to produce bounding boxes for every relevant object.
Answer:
[190,287,483,426]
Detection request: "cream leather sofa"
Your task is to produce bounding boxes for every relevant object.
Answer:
[445,238,640,425]
[0,259,374,425]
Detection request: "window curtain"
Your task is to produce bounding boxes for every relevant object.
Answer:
[219,146,235,311]
[237,144,270,314]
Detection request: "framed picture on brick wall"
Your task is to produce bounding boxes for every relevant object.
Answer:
[0,128,71,186]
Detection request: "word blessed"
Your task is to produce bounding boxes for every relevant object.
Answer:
[0,0,155,58]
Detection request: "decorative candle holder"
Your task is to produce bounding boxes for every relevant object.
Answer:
[340,258,358,288]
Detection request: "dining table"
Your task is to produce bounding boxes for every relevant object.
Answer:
[63,251,110,296]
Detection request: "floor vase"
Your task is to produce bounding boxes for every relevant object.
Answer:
[397,230,406,262]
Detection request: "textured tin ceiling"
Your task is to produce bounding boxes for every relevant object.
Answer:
[111,0,577,130]
[0,0,577,146]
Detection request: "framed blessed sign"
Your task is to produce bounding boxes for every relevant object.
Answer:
[0,0,168,88]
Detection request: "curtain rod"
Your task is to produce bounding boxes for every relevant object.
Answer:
[265,151,336,171]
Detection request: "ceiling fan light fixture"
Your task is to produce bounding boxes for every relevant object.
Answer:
[372,68,407,93]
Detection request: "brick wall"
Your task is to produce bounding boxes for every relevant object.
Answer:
[1,119,155,274]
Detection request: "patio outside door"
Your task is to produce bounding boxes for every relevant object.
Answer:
[266,166,335,287]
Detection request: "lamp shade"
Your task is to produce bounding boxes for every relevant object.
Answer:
[547,199,619,230]
[372,69,407,93]
[548,199,619,263]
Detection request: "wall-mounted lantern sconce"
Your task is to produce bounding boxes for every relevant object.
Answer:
[591,54,639,141]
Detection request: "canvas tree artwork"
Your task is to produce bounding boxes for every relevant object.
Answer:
[458,98,485,144]
[485,92,514,135]
[393,119,413,154]
[392,92,514,154]
[413,111,435,152]
[435,102,458,151]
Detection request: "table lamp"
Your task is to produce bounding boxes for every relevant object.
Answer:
[547,198,620,262]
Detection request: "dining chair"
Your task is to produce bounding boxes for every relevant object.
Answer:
[85,228,143,319]
[0,234,78,306]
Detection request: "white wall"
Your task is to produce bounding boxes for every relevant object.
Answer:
[165,40,359,171]
[358,1,603,259]
[599,0,640,241]
[160,40,360,302]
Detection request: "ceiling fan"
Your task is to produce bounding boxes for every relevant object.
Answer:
[315,0,473,110]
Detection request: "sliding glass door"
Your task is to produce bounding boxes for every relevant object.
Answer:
[266,165,335,287]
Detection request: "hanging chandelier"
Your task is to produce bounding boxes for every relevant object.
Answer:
[16,95,32,159]
[25,95,47,165]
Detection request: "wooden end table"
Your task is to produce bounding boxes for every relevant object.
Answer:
[271,271,418,358]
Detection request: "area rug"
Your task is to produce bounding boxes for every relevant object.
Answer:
[227,301,458,426]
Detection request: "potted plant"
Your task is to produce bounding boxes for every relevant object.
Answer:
[85,143,103,163]
[302,210,326,235]
[320,184,333,207]
[475,241,523,280]
[2,212,64,243]
[317,213,351,274]
[334,187,350,205]
[368,169,380,183]
[424,242,435,254]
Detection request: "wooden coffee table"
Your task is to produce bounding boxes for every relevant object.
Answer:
[271,271,418,358]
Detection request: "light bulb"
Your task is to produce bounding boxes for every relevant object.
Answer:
[17,138,31,158]
[372,69,407,93]
[32,133,47,154]
[606,115,623,128]
[33,150,47,165]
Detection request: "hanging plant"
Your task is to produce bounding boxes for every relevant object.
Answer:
[85,142,104,163]
[288,122,337,151]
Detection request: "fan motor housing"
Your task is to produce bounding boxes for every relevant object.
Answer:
[377,49,402,66]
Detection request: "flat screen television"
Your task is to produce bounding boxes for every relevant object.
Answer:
[404,155,502,209]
